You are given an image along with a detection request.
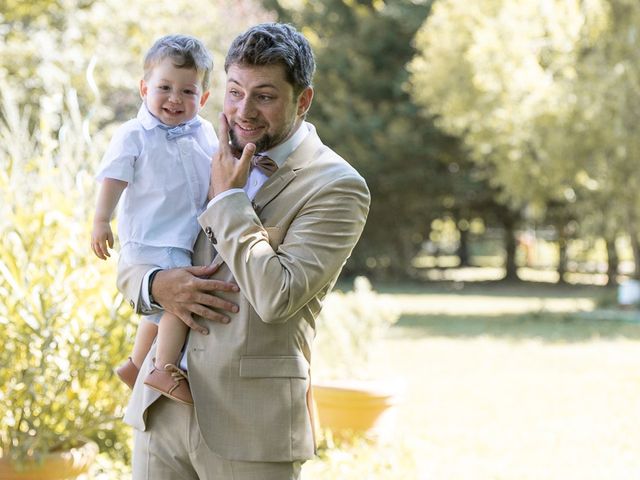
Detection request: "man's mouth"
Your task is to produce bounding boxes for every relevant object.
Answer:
[235,123,264,133]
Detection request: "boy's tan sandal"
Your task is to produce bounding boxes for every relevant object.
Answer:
[144,363,194,405]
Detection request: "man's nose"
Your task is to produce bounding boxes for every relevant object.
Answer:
[238,98,257,118]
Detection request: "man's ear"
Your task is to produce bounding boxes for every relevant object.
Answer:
[200,90,210,108]
[296,87,314,116]
[139,79,148,99]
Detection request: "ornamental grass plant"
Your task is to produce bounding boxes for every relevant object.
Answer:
[0,85,134,468]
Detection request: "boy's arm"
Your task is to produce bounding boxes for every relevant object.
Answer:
[92,178,127,260]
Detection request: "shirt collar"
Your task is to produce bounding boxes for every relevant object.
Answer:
[261,122,310,167]
[137,103,164,130]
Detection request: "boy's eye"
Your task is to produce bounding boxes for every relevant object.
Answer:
[183,89,195,95]
[158,85,170,91]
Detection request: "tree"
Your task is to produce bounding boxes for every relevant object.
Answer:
[410,0,640,281]
[263,0,461,279]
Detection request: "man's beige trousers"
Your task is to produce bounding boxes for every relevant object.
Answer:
[132,397,302,480]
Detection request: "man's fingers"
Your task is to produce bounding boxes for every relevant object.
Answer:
[197,277,240,293]
[177,310,209,335]
[239,142,256,170]
[218,113,231,152]
[186,263,222,278]
[194,290,239,313]
[192,304,231,324]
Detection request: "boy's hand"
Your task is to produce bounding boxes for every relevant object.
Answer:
[92,221,114,260]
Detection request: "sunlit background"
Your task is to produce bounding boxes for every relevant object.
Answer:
[1,0,640,478]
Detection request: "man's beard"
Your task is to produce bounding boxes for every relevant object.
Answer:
[229,128,275,155]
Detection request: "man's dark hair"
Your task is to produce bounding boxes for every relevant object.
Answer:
[225,23,315,95]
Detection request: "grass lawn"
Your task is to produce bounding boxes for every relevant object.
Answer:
[333,280,640,479]
[89,280,640,479]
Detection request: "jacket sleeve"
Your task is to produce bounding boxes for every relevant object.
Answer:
[198,173,370,324]
[116,258,158,314]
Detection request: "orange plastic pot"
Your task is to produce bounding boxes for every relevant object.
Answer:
[312,379,403,440]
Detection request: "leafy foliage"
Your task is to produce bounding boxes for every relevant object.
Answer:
[303,435,418,479]
[410,0,640,278]
[314,277,400,380]
[0,84,134,466]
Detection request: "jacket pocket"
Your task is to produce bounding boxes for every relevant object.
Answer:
[239,355,309,378]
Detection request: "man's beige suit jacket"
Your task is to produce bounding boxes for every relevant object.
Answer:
[117,124,370,463]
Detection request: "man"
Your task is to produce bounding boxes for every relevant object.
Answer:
[117,23,370,479]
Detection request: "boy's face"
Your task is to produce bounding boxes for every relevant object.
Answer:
[140,57,210,126]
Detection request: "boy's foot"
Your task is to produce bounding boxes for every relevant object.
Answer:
[115,357,139,389]
[144,363,194,405]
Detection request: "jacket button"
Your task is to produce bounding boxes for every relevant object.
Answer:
[205,226,213,237]
[129,300,134,308]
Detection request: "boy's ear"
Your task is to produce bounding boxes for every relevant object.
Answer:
[200,90,210,107]
[139,79,147,99]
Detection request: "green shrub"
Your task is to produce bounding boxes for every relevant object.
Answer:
[314,277,400,380]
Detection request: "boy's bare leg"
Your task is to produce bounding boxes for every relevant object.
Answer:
[154,311,189,368]
[116,320,159,389]
[132,320,159,368]
[144,312,193,404]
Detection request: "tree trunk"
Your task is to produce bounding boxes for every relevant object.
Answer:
[503,220,518,281]
[556,234,567,285]
[630,232,640,280]
[625,207,640,280]
[457,226,470,267]
[605,237,618,286]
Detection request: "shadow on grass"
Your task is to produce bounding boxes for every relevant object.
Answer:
[393,311,640,343]
[375,279,614,301]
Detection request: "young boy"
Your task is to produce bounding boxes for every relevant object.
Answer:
[91,34,217,405]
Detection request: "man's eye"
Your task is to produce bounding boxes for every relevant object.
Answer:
[229,89,241,97]
[258,95,273,102]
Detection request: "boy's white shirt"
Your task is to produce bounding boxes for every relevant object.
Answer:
[96,104,218,253]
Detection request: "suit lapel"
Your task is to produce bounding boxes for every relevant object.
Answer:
[252,166,296,213]
[253,126,325,212]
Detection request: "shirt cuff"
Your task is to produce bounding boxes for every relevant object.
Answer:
[141,268,162,312]
[207,188,244,209]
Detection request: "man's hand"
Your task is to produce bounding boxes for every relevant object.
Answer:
[151,263,240,334]
[208,113,256,200]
